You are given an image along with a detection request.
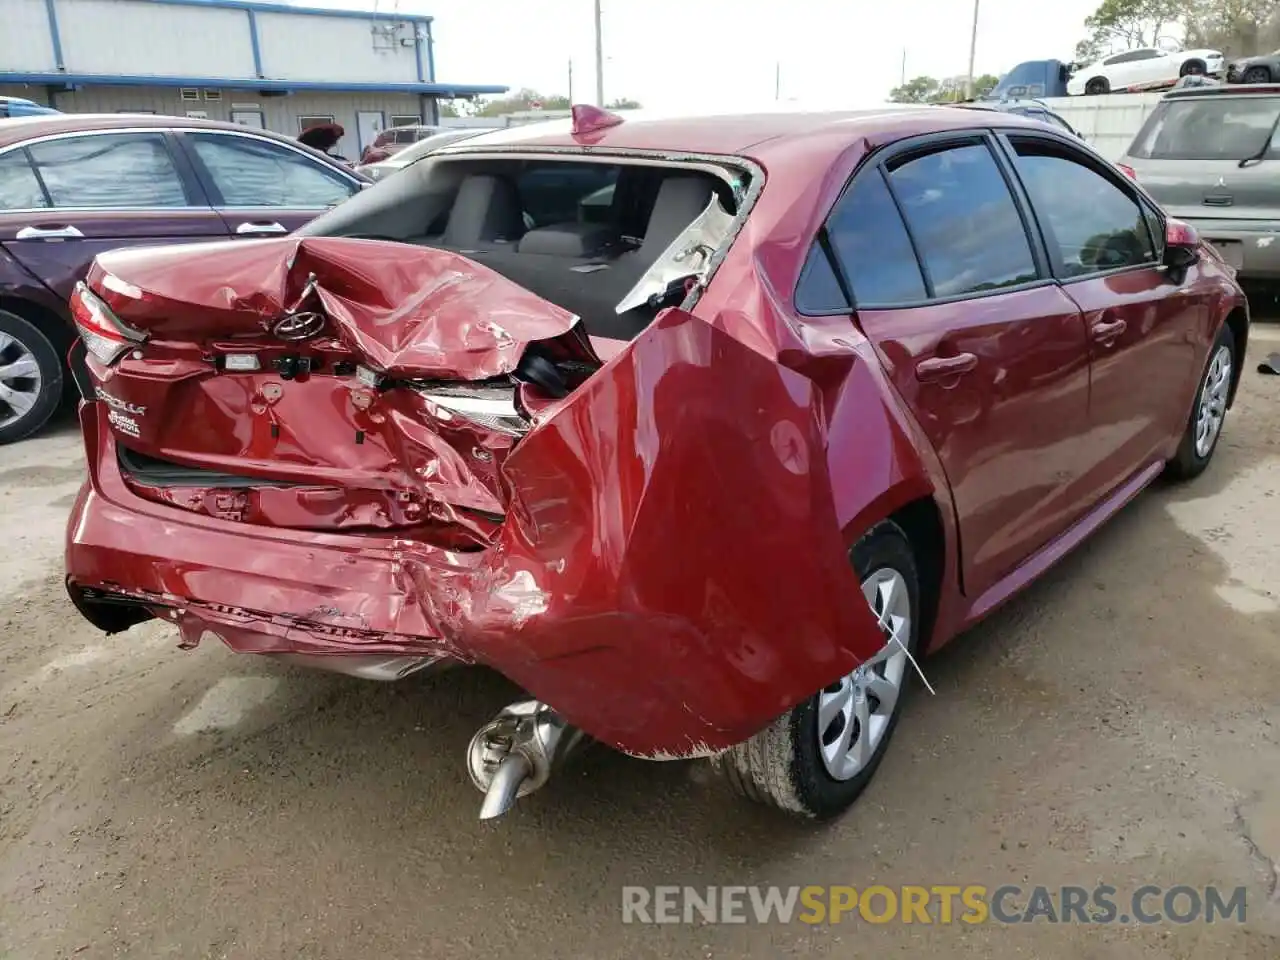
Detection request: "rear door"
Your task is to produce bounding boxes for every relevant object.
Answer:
[1001,132,1202,496]
[0,130,227,300]
[797,134,1094,600]
[175,130,364,238]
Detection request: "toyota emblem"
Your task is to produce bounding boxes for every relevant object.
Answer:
[271,311,326,341]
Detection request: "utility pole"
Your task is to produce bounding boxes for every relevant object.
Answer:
[775,61,781,100]
[593,0,605,107]
[901,48,906,86]
[964,0,980,98]
[568,59,574,103]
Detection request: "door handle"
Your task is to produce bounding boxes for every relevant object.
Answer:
[915,353,978,381]
[1091,318,1127,344]
[235,221,287,236]
[15,224,84,240]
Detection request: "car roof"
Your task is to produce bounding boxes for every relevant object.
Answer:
[1164,83,1280,99]
[441,105,1053,167]
[0,112,311,148]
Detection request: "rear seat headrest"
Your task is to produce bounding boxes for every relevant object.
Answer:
[640,176,715,254]
[442,175,526,247]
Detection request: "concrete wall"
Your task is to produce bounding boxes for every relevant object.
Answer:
[1041,93,1166,160]
[57,0,256,78]
[0,0,429,86]
[255,11,421,84]
[0,84,428,160]
[0,0,59,72]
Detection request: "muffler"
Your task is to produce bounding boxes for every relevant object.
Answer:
[466,700,584,820]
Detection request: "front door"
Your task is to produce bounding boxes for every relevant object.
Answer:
[801,136,1094,599]
[0,130,227,301]
[1001,133,1202,499]
[356,111,385,154]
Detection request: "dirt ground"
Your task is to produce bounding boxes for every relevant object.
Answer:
[1,329,1278,960]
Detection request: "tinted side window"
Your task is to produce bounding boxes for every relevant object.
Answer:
[188,133,356,208]
[1011,140,1156,276]
[824,170,927,306]
[888,143,1038,297]
[27,133,187,208]
[0,150,48,210]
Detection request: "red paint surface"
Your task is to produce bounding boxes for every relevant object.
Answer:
[64,110,1250,758]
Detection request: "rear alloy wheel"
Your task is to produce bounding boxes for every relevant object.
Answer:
[1085,77,1110,95]
[1244,66,1272,84]
[1168,326,1235,480]
[714,521,920,819]
[1180,59,1207,77]
[0,310,63,445]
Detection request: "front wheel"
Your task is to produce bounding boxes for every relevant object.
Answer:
[1167,325,1236,480]
[1243,66,1272,84]
[714,521,921,819]
[0,309,63,445]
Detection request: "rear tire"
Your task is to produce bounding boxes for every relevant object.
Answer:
[1085,77,1110,95]
[1180,59,1206,77]
[714,521,921,819]
[1167,325,1235,480]
[1244,66,1272,84]
[0,309,63,446]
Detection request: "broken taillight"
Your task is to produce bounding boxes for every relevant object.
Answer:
[418,383,531,437]
[70,282,145,364]
[1116,163,1138,181]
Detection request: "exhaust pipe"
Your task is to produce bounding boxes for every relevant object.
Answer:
[466,700,584,820]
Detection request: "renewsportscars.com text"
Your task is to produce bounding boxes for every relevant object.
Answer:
[621,884,1248,925]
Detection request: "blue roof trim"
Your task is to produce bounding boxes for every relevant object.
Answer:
[1,73,507,97]
[88,0,432,23]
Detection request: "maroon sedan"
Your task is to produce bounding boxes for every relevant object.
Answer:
[64,106,1247,821]
[0,113,368,443]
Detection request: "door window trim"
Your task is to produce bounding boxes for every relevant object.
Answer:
[2,129,204,212]
[993,130,1165,285]
[794,128,1055,316]
[173,128,364,209]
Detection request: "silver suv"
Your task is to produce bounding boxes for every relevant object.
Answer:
[1117,84,1280,279]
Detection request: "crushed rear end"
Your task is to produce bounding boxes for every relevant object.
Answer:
[65,228,886,766]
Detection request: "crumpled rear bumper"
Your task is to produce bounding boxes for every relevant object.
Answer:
[67,309,885,760]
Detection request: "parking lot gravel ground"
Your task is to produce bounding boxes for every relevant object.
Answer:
[0,327,1277,960]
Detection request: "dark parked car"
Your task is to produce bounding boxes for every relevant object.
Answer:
[1226,50,1280,84]
[957,98,1083,137]
[65,106,1246,822]
[1116,83,1280,280]
[0,97,60,118]
[0,113,368,443]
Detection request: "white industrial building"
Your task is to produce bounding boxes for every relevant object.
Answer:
[0,0,507,159]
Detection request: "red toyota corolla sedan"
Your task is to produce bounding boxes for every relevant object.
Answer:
[63,105,1248,821]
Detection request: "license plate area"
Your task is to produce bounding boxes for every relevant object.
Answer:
[1207,238,1245,269]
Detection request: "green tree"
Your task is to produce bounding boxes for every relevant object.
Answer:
[1076,0,1183,60]
[1184,0,1280,55]
[889,75,941,103]
[606,97,643,110]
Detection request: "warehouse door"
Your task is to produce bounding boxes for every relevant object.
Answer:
[356,111,385,153]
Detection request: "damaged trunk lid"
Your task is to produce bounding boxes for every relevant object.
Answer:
[80,237,601,546]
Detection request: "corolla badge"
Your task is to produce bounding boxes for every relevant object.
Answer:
[271,311,326,341]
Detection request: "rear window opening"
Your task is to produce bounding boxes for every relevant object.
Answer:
[1130,96,1280,161]
[303,154,749,343]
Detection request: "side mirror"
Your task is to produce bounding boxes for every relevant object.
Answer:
[1163,218,1200,270]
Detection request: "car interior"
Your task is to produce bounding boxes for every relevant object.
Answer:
[310,157,743,342]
